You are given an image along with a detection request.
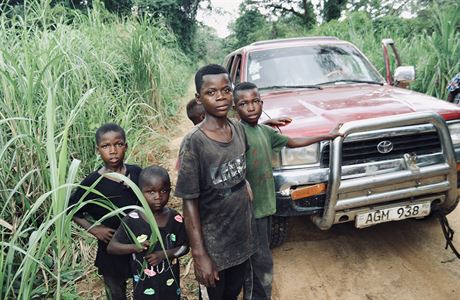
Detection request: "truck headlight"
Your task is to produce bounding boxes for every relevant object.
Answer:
[448,123,460,145]
[280,144,319,166]
[272,151,281,169]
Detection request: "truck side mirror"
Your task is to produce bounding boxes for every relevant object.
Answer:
[394,66,415,88]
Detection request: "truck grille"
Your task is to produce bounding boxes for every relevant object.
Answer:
[321,131,441,166]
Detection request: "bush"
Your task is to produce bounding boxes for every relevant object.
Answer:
[311,6,460,99]
[0,2,192,298]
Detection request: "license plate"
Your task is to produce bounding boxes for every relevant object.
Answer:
[355,202,431,228]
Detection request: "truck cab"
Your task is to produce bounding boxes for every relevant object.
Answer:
[224,37,460,247]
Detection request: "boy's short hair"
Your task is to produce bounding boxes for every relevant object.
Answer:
[195,64,230,93]
[186,99,205,125]
[233,82,258,105]
[139,165,171,190]
[95,123,126,145]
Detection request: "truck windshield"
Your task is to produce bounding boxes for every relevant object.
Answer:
[247,45,383,89]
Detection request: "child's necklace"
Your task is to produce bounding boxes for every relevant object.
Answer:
[155,260,166,274]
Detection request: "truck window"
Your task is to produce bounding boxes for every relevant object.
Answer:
[225,56,235,73]
[247,45,382,89]
[233,55,242,84]
[230,54,241,84]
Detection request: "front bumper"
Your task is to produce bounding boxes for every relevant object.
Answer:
[273,112,459,229]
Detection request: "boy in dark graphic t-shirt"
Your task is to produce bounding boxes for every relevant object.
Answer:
[175,64,256,300]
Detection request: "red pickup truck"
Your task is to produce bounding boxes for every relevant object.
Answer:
[224,37,460,247]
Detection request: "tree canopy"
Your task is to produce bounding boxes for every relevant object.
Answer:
[322,0,347,22]
[2,0,205,55]
[246,0,316,29]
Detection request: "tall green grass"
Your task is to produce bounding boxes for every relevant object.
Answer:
[310,4,460,99]
[0,1,191,298]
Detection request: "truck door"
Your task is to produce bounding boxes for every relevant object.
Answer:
[382,38,415,88]
[229,54,242,85]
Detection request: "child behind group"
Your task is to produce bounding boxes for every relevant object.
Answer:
[233,82,340,300]
[186,98,206,125]
[175,64,256,300]
[69,123,142,300]
[108,165,188,300]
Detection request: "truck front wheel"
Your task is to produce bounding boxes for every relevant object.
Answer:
[270,216,289,248]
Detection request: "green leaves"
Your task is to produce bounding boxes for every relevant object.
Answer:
[310,5,460,100]
[0,1,192,298]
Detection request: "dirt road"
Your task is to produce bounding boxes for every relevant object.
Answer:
[168,99,460,300]
[272,212,460,300]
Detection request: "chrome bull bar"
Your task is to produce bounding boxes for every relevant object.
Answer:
[311,112,457,230]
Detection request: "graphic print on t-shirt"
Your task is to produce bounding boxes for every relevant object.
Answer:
[210,153,246,188]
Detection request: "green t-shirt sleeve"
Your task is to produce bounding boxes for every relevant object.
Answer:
[262,124,288,152]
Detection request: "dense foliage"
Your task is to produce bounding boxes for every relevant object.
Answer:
[246,0,317,29]
[224,1,460,100]
[3,0,205,55]
[0,1,192,298]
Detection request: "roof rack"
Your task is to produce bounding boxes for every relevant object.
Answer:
[250,36,339,46]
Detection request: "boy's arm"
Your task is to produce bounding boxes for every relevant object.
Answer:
[69,174,116,243]
[262,117,292,127]
[287,135,333,148]
[72,216,115,244]
[144,245,189,266]
[144,215,189,266]
[183,199,219,287]
[286,124,343,148]
[107,236,148,255]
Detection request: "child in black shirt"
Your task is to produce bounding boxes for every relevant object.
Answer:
[69,123,142,300]
[108,165,188,300]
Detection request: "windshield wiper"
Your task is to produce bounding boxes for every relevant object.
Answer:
[317,79,384,86]
[259,84,322,91]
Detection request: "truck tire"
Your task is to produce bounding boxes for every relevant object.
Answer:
[270,216,289,248]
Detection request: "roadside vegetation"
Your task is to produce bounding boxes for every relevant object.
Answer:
[0,1,195,298]
[1,0,459,299]
[223,0,460,100]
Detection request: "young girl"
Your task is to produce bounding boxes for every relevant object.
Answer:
[69,123,142,300]
[108,165,188,300]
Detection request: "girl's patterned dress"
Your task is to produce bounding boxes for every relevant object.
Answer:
[113,209,187,300]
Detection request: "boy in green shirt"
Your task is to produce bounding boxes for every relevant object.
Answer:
[233,82,340,300]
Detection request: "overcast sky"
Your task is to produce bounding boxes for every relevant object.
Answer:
[196,0,243,38]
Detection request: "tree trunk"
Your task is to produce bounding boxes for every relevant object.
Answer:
[302,0,308,27]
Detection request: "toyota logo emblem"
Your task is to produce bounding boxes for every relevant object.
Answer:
[377,140,393,154]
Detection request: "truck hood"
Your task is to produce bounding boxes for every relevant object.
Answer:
[259,84,460,137]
